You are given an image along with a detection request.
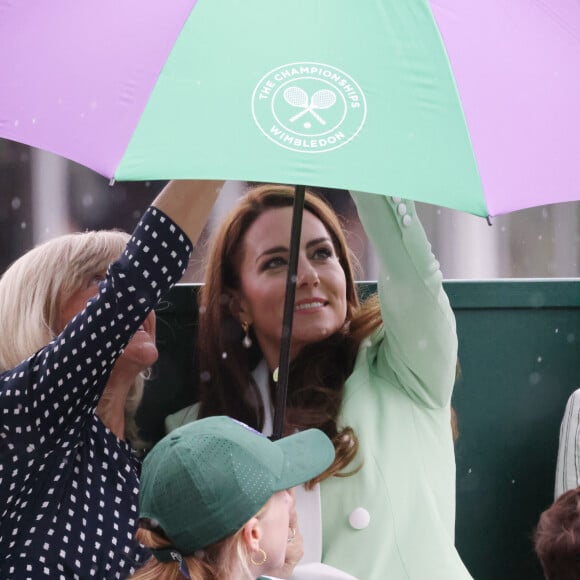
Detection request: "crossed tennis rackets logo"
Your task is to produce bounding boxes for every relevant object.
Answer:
[251,62,366,154]
[283,87,337,125]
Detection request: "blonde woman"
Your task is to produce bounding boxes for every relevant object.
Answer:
[0,181,221,579]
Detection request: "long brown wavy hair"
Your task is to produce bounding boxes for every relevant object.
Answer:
[197,184,383,482]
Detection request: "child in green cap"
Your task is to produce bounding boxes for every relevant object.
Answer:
[130,415,334,580]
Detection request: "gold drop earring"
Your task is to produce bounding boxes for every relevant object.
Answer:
[241,321,253,349]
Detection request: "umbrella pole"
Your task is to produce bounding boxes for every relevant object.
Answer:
[272,184,305,440]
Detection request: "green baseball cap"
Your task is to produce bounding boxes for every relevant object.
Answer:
[139,415,335,560]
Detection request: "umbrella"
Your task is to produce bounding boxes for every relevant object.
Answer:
[2,0,580,437]
[2,0,580,216]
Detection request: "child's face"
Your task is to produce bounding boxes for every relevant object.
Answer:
[258,488,295,572]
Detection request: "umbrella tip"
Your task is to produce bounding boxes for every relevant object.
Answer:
[108,178,116,187]
[486,216,493,227]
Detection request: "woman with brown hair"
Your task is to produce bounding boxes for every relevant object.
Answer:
[167,184,471,579]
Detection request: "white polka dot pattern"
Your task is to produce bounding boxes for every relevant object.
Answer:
[0,208,191,579]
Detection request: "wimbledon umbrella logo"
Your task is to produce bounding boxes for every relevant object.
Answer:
[251,62,367,154]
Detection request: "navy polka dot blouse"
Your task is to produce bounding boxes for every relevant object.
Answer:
[0,208,191,579]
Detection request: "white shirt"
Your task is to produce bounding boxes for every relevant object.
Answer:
[555,388,580,499]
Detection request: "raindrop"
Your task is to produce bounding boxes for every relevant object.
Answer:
[542,208,549,219]
[13,119,19,127]
[529,292,545,307]
[567,333,575,344]
[82,194,94,208]
[200,370,211,382]
[417,338,427,351]
[291,275,297,283]
[361,338,372,349]
[468,468,472,474]
[537,235,543,241]
[31,117,37,125]
[537,356,542,363]
[500,226,506,232]
[89,100,98,110]
[198,305,206,315]
[11,197,21,210]
[20,222,27,229]
[511,479,516,484]
[221,352,227,359]
[555,328,559,334]
[131,210,140,220]
[529,372,541,385]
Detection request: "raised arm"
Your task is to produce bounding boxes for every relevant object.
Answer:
[152,180,223,245]
[351,191,457,408]
[0,180,222,448]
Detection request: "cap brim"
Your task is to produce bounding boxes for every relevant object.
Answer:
[272,428,335,490]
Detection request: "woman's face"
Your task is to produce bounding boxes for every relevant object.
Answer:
[59,272,158,371]
[235,207,347,368]
[258,489,294,572]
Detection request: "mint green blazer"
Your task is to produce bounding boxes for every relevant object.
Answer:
[319,192,471,579]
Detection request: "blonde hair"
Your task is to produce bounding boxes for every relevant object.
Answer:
[0,230,146,446]
[131,496,279,580]
[131,525,254,580]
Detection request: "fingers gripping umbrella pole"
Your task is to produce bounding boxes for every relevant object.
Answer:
[272,185,305,440]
